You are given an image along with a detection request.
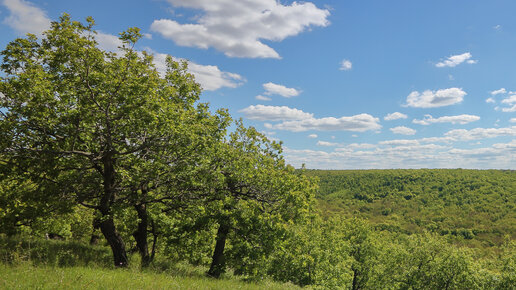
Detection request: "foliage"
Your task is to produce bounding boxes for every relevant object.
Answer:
[307,169,516,248]
[0,14,229,267]
[268,216,353,288]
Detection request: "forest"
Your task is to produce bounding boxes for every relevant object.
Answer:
[0,15,515,289]
[310,169,516,249]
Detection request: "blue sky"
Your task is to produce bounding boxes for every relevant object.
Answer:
[1,0,515,169]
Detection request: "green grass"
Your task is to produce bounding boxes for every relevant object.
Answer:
[0,262,299,289]
[0,236,299,289]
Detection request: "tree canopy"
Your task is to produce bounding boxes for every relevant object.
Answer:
[0,14,314,271]
[0,14,231,266]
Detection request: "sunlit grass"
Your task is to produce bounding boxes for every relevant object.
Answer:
[0,262,299,290]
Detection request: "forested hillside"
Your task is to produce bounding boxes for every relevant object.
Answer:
[307,169,516,248]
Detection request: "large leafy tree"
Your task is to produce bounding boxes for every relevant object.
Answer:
[177,123,316,278]
[0,14,229,267]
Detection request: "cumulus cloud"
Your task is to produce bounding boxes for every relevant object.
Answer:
[308,134,318,138]
[263,82,301,98]
[501,95,516,105]
[444,126,516,141]
[317,141,338,146]
[239,105,313,121]
[502,105,516,112]
[344,143,377,149]
[1,0,51,35]
[486,97,495,104]
[255,95,272,101]
[339,59,352,71]
[150,51,244,91]
[188,62,244,91]
[384,112,408,121]
[270,113,382,132]
[413,114,480,125]
[435,52,477,68]
[491,88,506,95]
[151,0,330,58]
[405,88,466,108]
[510,118,516,123]
[390,126,416,135]
[96,32,125,52]
[379,139,419,146]
[284,140,515,169]
[419,136,455,143]
[0,0,242,92]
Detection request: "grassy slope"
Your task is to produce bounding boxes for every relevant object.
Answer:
[0,237,298,290]
[0,263,298,289]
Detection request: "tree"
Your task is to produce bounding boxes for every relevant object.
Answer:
[189,123,317,278]
[0,14,229,267]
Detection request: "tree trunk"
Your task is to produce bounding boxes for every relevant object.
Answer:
[133,203,151,267]
[99,217,128,267]
[207,222,230,278]
[150,218,158,261]
[90,217,101,245]
[351,266,360,290]
[99,153,128,267]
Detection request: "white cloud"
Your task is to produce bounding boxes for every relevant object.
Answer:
[502,105,516,112]
[419,136,455,143]
[344,143,376,149]
[405,88,466,108]
[444,126,516,141]
[96,32,124,52]
[317,141,338,146]
[239,105,313,121]
[1,0,50,35]
[263,82,301,98]
[151,0,330,58]
[486,97,495,104]
[510,118,516,123]
[390,126,416,135]
[188,62,244,91]
[494,24,502,30]
[501,95,516,105]
[412,114,480,125]
[339,59,352,71]
[384,112,408,121]
[493,93,516,111]
[255,95,272,101]
[308,134,318,138]
[435,52,476,68]
[150,51,244,91]
[0,0,242,92]
[284,140,515,170]
[379,139,419,146]
[270,113,382,132]
[491,88,506,95]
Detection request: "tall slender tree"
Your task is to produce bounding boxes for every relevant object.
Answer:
[195,123,317,278]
